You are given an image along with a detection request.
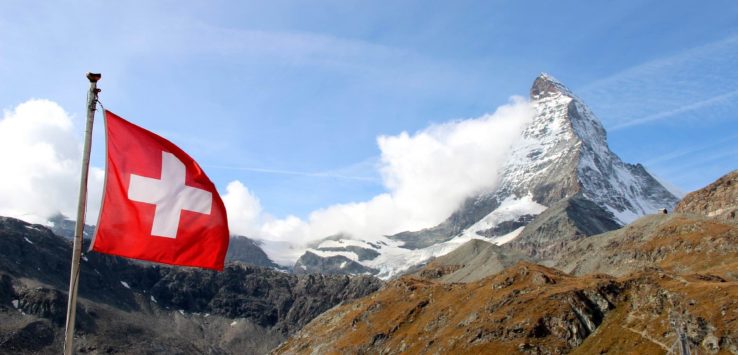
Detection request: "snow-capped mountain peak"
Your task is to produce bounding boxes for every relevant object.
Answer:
[291,74,679,279]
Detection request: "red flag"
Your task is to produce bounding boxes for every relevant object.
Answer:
[91,110,229,271]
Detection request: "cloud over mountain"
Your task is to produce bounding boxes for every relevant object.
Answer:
[224,97,534,256]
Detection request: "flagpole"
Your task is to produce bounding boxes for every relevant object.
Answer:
[63,72,101,355]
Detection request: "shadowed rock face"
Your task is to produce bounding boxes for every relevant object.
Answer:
[676,169,738,222]
[475,214,537,238]
[0,216,382,354]
[507,194,622,259]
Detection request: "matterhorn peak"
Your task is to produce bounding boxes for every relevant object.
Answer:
[530,73,575,100]
[292,74,680,278]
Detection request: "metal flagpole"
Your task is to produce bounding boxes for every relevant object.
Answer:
[63,72,101,355]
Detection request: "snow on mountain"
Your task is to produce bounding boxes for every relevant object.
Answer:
[291,73,679,279]
[442,73,678,229]
[297,228,527,279]
[458,194,546,243]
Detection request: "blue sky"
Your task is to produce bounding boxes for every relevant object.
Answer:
[1,0,737,225]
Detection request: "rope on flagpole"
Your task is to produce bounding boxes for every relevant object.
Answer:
[63,72,101,355]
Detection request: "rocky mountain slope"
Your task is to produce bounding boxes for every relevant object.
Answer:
[275,171,738,354]
[0,217,381,354]
[275,261,738,354]
[554,213,738,279]
[676,169,737,222]
[506,193,622,259]
[294,74,678,278]
[416,239,528,283]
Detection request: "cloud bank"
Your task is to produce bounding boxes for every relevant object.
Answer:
[223,97,534,252]
[0,100,104,224]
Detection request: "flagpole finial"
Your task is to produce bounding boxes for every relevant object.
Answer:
[86,72,102,83]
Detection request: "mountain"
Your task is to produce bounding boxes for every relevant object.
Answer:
[393,73,677,247]
[226,235,282,269]
[275,175,738,354]
[0,216,381,354]
[295,74,678,277]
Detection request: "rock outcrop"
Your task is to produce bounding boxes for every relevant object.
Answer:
[676,169,737,222]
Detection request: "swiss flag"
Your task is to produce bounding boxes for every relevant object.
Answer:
[91,110,229,271]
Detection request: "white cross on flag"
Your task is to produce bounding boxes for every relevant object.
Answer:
[91,111,229,271]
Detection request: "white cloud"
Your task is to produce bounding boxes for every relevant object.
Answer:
[223,97,534,259]
[0,100,104,224]
[222,181,263,237]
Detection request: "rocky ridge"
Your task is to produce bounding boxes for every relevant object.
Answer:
[553,213,738,279]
